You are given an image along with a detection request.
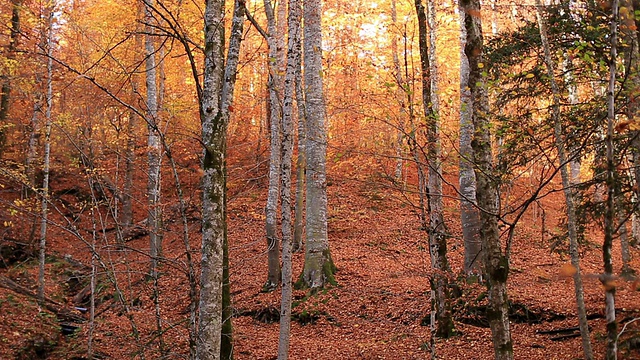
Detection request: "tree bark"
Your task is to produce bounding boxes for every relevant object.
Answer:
[415,0,454,339]
[461,0,513,358]
[292,53,306,253]
[604,1,620,358]
[0,0,21,158]
[298,0,336,291]
[459,2,482,275]
[37,4,55,304]
[144,0,164,280]
[197,0,226,357]
[264,0,283,291]
[534,3,593,358]
[278,0,302,357]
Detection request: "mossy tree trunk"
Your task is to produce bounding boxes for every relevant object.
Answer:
[461,0,513,358]
[298,0,336,291]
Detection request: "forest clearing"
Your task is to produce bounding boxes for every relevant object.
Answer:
[1,0,640,359]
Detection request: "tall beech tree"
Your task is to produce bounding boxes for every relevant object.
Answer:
[37,1,55,303]
[143,0,163,280]
[263,0,284,291]
[604,1,620,359]
[298,0,336,290]
[461,0,513,358]
[458,0,482,275]
[197,0,227,357]
[278,0,302,355]
[415,0,454,339]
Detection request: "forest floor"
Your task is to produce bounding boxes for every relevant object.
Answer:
[0,158,639,359]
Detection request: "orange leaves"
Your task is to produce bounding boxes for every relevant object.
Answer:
[559,263,577,277]
[614,119,640,132]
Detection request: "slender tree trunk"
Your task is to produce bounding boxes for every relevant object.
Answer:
[391,0,405,184]
[415,0,454,339]
[37,5,54,304]
[278,0,302,356]
[534,3,593,358]
[218,1,246,357]
[298,0,336,291]
[459,2,482,275]
[292,54,306,253]
[461,0,513,358]
[604,1,619,359]
[197,0,226,357]
[144,0,163,279]
[264,0,283,291]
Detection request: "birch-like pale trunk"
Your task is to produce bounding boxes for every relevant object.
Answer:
[534,3,593,358]
[278,0,302,356]
[604,1,619,359]
[292,53,306,253]
[299,0,336,290]
[462,0,513,358]
[37,4,54,303]
[459,1,482,275]
[415,0,454,339]
[391,0,405,183]
[264,0,283,291]
[197,0,226,357]
[144,0,163,279]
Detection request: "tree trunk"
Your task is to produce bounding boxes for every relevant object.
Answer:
[218,1,246,357]
[0,0,21,158]
[292,52,306,253]
[534,3,593,358]
[461,0,513,358]
[415,0,454,339]
[264,0,283,291]
[197,0,226,357]
[459,3,482,275]
[278,0,302,357]
[391,0,405,184]
[621,0,640,273]
[37,5,55,304]
[298,0,336,291]
[144,0,163,280]
[604,1,620,358]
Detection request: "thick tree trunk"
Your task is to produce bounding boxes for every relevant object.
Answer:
[278,0,302,357]
[461,0,513,358]
[264,0,283,291]
[197,0,226,357]
[534,3,593,358]
[459,6,482,275]
[298,0,336,291]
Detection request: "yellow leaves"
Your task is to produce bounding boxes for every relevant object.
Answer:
[525,73,535,79]
[559,263,577,277]
[614,119,640,132]
[477,62,484,69]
